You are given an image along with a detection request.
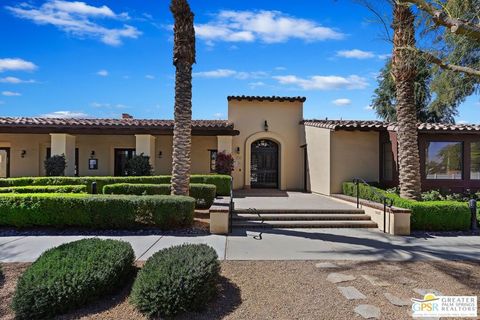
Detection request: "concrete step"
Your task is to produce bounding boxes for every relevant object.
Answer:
[232,213,372,221]
[231,220,378,229]
[233,208,365,215]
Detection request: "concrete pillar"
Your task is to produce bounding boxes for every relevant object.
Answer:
[135,134,156,171]
[50,133,76,176]
[217,136,233,154]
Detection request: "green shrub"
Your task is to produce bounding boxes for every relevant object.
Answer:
[131,244,219,318]
[44,154,66,176]
[12,239,134,319]
[0,185,87,194]
[0,194,195,229]
[103,183,216,209]
[125,154,153,176]
[0,174,231,196]
[343,182,470,231]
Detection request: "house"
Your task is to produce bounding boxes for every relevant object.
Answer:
[0,95,479,194]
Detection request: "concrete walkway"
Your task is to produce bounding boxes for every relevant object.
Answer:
[1,228,479,262]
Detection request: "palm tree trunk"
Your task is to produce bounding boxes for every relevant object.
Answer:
[171,63,193,195]
[170,0,195,196]
[392,1,422,200]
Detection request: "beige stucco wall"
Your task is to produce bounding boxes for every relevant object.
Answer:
[0,133,217,177]
[228,100,305,190]
[305,126,331,194]
[330,130,380,193]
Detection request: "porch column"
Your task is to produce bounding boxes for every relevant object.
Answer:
[217,136,232,154]
[135,134,156,171]
[50,133,76,176]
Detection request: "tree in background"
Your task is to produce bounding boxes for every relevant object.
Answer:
[44,155,66,176]
[170,0,196,196]
[125,154,153,176]
[215,152,234,175]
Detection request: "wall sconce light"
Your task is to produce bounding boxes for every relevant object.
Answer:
[21,150,26,158]
[158,151,163,159]
[236,147,240,154]
[264,120,269,132]
[90,150,95,158]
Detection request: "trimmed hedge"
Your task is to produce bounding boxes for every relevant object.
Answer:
[342,182,471,231]
[131,244,219,318]
[0,194,195,229]
[103,183,216,209]
[0,185,87,194]
[12,238,134,319]
[0,174,231,196]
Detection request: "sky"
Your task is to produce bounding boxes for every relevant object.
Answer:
[0,0,478,123]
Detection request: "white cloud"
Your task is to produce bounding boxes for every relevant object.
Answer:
[377,54,391,60]
[0,76,36,84]
[249,81,266,88]
[193,69,267,80]
[41,110,89,118]
[364,105,374,111]
[0,58,37,72]
[6,1,140,46]
[337,49,375,59]
[145,74,155,80]
[273,74,368,90]
[96,69,108,76]
[195,10,344,44]
[2,91,21,96]
[457,120,468,124]
[213,112,225,120]
[332,98,352,106]
[91,102,129,109]
[274,66,287,71]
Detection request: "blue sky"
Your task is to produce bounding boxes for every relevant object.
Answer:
[0,0,478,122]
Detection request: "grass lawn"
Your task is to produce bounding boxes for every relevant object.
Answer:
[1,260,479,319]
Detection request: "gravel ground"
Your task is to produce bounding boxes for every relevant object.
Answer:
[1,260,479,320]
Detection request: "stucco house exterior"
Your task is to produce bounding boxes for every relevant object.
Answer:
[0,95,479,194]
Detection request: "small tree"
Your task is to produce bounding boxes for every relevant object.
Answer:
[44,154,66,176]
[215,152,234,175]
[125,154,153,176]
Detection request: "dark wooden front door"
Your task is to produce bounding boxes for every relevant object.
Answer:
[251,139,279,188]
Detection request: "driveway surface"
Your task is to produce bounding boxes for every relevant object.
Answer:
[1,228,479,262]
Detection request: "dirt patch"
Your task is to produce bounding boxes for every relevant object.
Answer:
[1,260,479,319]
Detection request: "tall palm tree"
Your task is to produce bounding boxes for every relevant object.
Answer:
[392,1,422,200]
[170,0,196,196]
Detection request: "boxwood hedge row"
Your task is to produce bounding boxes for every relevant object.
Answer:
[342,182,471,231]
[0,174,231,196]
[0,185,87,194]
[0,194,195,229]
[12,238,135,319]
[131,244,219,318]
[103,183,216,209]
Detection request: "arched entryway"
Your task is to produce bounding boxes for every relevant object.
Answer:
[250,139,279,188]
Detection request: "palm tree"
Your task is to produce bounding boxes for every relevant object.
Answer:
[392,1,422,200]
[170,0,196,196]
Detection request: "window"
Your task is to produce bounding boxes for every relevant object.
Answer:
[114,148,136,176]
[209,149,218,173]
[471,142,480,180]
[425,141,463,180]
[382,142,393,181]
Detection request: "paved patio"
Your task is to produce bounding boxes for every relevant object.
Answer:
[1,228,479,262]
[233,190,357,210]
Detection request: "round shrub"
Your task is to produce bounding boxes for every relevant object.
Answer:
[131,244,219,318]
[12,238,135,319]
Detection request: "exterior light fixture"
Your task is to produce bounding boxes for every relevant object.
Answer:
[158,151,163,158]
[90,150,95,158]
[264,120,269,132]
[236,147,240,154]
[21,150,26,158]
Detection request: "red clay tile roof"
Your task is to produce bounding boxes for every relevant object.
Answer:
[227,95,306,103]
[0,117,238,135]
[302,120,480,133]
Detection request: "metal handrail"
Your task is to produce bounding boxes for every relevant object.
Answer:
[353,177,394,233]
[229,176,234,233]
